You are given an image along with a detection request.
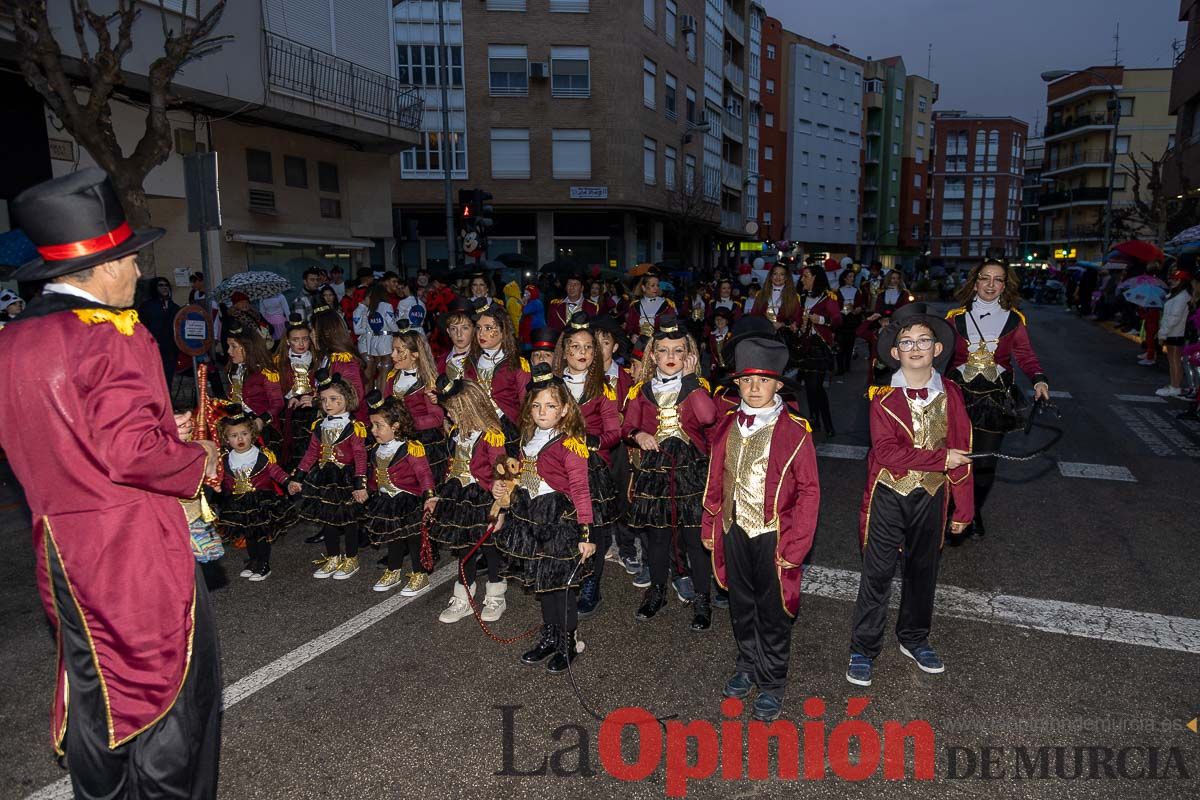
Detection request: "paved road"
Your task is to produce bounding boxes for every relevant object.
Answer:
[1,303,1197,799]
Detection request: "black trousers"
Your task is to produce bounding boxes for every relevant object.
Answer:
[835,329,856,373]
[971,429,1004,517]
[800,371,833,431]
[52,550,222,800]
[851,485,944,659]
[324,523,359,558]
[387,535,428,573]
[463,543,502,583]
[609,444,638,560]
[725,524,796,695]
[246,536,272,565]
[587,521,614,583]
[540,588,579,632]
[644,526,711,593]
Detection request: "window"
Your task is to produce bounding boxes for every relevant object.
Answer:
[889,196,896,208]
[817,214,825,226]
[918,95,927,113]
[819,153,827,168]
[491,129,530,178]
[865,78,883,93]
[397,44,463,88]
[551,129,591,179]
[890,168,897,182]
[767,44,776,60]
[835,157,843,172]
[550,0,590,10]
[1112,173,1127,189]
[817,184,826,198]
[643,138,657,184]
[665,73,678,119]
[764,145,773,161]
[487,0,527,8]
[892,142,899,156]
[685,86,697,122]
[643,58,657,108]
[895,87,904,102]
[816,124,828,139]
[916,122,925,138]
[665,0,677,44]
[804,54,811,69]
[766,79,775,94]
[246,149,272,183]
[801,150,809,166]
[319,197,342,218]
[852,102,860,118]
[987,130,999,172]
[1118,97,1134,117]
[912,200,921,215]
[801,182,809,196]
[764,210,773,225]
[800,213,808,225]
[551,47,590,98]
[839,66,847,81]
[489,46,528,96]
[643,0,654,28]
[835,186,842,200]
[765,112,774,127]
[916,147,924,164]
[318,161,339,192]
[838,97,845,112]
[854,72,861,86]
[803,87,811,102]
[834,216,841,229]
[893,114,900,129]
[974,129,986,170]
[283,155,306,188]
[684,154,696,191]
[1115,135,1130,154]
[665,146,677,189]
[914,173,922,188]
[764,179,773,193]
[401,131,467,177]
[943,241,961,257]
[820,92,828,107]
[822,60,830,76]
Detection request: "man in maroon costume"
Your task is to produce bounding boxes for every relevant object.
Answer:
[0,169,222,799]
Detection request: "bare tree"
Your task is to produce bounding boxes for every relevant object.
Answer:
[6,0,229,236]
[665,167,718,267]
[1118,145,1200,244]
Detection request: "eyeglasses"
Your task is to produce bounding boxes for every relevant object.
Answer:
[896,337,936,352]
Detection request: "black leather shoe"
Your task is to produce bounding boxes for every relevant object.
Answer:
[521,625,559,665]
[635,584,669,620]
[304,531,325,544]
[690,593,712,630]
[972,514,986,538]
[546,629,579,673]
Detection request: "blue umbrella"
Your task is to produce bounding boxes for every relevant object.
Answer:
[0,229,37,268]
[1122,283,1167,309]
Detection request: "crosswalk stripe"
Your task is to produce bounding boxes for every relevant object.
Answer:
[1114,394,1168,404]
[1057,461,1137,482]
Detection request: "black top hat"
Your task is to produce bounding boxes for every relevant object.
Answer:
[365,389,387,412]
[435,374,466,401]
[875,302,956,372]
[652,313,686,340]
[530,327,558,352]
[12,168,165,281]
[566,311,591,332]
[286,313,308,332]
[730,338,789,380]
[394,318,416,335]
[437,297,475,330]
[588,313,631,354]
[712,305,735,322]
[526,362,564,392]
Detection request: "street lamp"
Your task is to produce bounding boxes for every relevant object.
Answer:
[1040,69,1121,264]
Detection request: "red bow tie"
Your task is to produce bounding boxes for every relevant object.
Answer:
[906,387,929,400]
[737,411,756,427]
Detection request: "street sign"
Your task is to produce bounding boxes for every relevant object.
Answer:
[174,304,213,356]
[1053,248,1077,259]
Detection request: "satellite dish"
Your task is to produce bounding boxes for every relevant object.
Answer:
[744,221,759,236]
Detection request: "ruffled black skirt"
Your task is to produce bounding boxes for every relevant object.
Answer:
[296,462,362,528]
[587,452,621,532]
[414,426,451,485]
[794,332,835,374]
[628,436,709,529]
[950,371,1023,434]
[364,490,424,545]
[217,489,296,543]
[429,479,494,548]
[496,489,591,593]
[282,405,320,470]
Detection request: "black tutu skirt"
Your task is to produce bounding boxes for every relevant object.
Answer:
[217,489,296,543]
[414,426,451,484]
[429,479,494,548]
[629,436,709,529]
[794,332,835,374]
[364,490,424,545]
[950,371,1023,434]
[496,489,592,593]
[587,452,621,532]
[282,405,320,470]
[296,462,362,528]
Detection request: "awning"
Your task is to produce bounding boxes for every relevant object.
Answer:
[226,230,374,249]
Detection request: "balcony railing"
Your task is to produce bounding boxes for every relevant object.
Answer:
[1038,186,1110,205]
[866,127,882,138]
[723,116,743,141]
[724,3,746,37]
[265,31,422,129]
[723,163,743,187]
[1043,112,1116,138]
[1038,224,1105,241]
[721,209,744,231]
[1043,149,1114,172]
[724,61,745,89]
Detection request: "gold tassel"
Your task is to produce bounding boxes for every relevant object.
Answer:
[261,368,280,383]
[484,429,506,448]
[72,308,139,336]
[627,382,643,402]
[264,447,277,464]
[353,421,367,438]
[408,439,426,457]
[562,436,589,459]
[331,352,353,363]
[603,383,616,401]
[867,385,894,401]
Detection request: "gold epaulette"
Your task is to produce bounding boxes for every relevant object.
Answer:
[261,368,280,383]
[698,376,711,392]
[549,298,564,305]
[519,357,531,373]
[353,421,367,438]
[788,412,813,432]
[484,429,505,448]
[603,383,616,401]
[867,385,894,401]
[665,298,676,308]
[1012,308,1027,325]
[263,447,277,464]
[331,351,353,363]
[73,308,139,336]
[946,307,966,320]
[562,436,589,459]
[310,419,321,431]
[387,368,397,381]
[826,290,839,301]
[627,382,644,402]
[408,439,426,457]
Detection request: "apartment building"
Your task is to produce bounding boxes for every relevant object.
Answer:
[1036,66,1173,261]
[1020,136,1046,259]
[860,56,908,264]
[757,16,787,242]
[929,112,1028,270]
[0,1,419,296]
[896,74,938,268]
[1165,0,1200,200]
[390,0,760,273]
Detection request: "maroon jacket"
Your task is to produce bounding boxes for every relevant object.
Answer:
[702,409,820,617]
[578,385,621,464]
[707,327,734,365]
[749,288,804,327]
[624,298,677,337]
[236,368,285,425]
[621,374,718,455]
[383,373,447,433]
[220,448,290,494]
[547,297,601,331]
[0,294,208,751]
[325,351,368,422]
[801,292,843,346]
[859,382,974,547]
[368,441,435,496]
[444,428,509,492]
[946,305,1048,385]
[607,366,636,413]
[463,355,530,421]
[295,418,369,487]
[526,435,594,525]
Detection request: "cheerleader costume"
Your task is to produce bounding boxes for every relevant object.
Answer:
[292,412,368,573]
[364,438,435,591]
[217,446,294,580]
[384,368,450,483]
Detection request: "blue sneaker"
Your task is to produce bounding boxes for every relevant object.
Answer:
[900,644,945,674]
[711,586,730,609]
[722,671,753,699]
[752,692,783,722]
[632,565,652,588]
[576,576,602,619]
[846,654,873,686]
[672,575,695,604]
[621,555,642,576]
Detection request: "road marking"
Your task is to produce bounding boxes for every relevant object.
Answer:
[1114,394,1168,404]
[1108,404,1175,457]
[1057,461,1138,482]
[816,443,869,460]
[1027,389,1073,399]
[1135,407,1200,458]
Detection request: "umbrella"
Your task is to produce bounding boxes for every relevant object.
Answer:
[1121,283,1167,309]
[627,262,655,278]
[213,270,293,303]
[1117,274,1167,292]
[1111,240,1165,264]
[540,259,586,277]
[494,252,535,270]
[1072,261,1104,270]
[1166,224,1200,247]
[0,229,37,268]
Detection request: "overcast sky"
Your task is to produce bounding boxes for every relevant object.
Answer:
[771,0,1184,133]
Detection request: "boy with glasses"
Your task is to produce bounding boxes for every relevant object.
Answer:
[846,303,974,687]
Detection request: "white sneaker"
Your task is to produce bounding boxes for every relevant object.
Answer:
[439,582,475,623]
[1138,358,1157,366]
[481,580,507,622]
[1155,386,1181,397]
[312,555,341,579]
[239,562,255,579]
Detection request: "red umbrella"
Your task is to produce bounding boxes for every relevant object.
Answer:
[823,257,839,271]
[1112,240,1165,264]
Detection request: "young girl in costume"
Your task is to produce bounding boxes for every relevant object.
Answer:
[224,324,284,452]
[466,303,530,442]
[353,282,398,391]
[494,364,597,673]
[427,377,510,623]
[363,391,436,594]
[436,298,475,379]
[624,269,676,338]
[622,315,717,628]
[310,304,368,421]
[275,314,319,469]
[216,411,293,581]
[289,369,369,579]
[384,320,449,482]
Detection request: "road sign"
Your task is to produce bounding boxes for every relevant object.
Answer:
[174,304,213,356]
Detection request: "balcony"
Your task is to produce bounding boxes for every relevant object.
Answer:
[723,162,744,188]
[723,115,744,143]
[724,61,745,91]
[863,209,878,219]
[721,209,745,232]
[724,3,746,41]
[1042,149,1114,176]
[1170,35,1200,113]
[1042,112,1116,142]
[264,30,422,148]
[864,151,881,165]
[866,126,882,138]
[1037,186,1110,208]
[864,181,880,192]
[1035,224,1106,242]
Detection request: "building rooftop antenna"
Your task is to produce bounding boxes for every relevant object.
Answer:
[927,43,933,80]
[1113,21,1121,66]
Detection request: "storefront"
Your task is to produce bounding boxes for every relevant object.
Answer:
[225,231,378,291]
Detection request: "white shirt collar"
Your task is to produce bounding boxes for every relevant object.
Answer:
[321,413,350,430]
[890,369,944,413]
[605,362,619,380]
[228,446,259,471]
[289,350,312,365]
[737,396,784,434]
[641,296,665,312]
[376,439,403,459]
[44,282,108,305]
[524,427,556,456]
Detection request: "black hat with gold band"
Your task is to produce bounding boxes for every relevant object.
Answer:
[220,408,255,429]
[286,312,308,332]
[566,311,591,332]
[365,389,388,412]
[651,312,687,342]
[435,373,466,402]
[311,303,336,317]
[526,362,565,392]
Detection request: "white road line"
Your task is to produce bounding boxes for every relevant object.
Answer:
[816,443,869,460]
[1114,394,1168,404]
[1134,407,1200,458]
[1108,404,1175,457]
[1057,461,1138,482]
[1027,389,1073,399]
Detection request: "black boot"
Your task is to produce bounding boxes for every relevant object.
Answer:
[636,584,669,620]
[690,593,712,631]
[973,514,986,538]
[520,624,559,665]
[546,629,579,673]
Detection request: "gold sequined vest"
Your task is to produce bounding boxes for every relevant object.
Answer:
[231,466,255,495]
[722,418,777,537]
[291,361,313,395]
[654,389,684,444]
[375,452,402,497]
[448,435,475,486]
[879,393,948,496]
[319,425,347,466]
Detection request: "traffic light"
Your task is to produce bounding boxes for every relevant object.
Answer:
[472,188,494,251]
[457,189,476,232]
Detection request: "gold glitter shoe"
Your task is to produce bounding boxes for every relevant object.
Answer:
[373,568,405,592]
[332,555,360,580]
[312,555,342,579]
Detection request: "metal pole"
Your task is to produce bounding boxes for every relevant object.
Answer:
[437,0,456,270]
[1102,94,1121,262]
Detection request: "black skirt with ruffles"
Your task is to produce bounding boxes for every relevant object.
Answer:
[414,426,451,485]
[628,436,709,529]
[296,462,362,528]
[217,489,296,543]
[949,371,1024,434]
[587,452,621,533]
[282,404,320,470]
[495,489,592,593]
[428,479,494,548]
[363,490,425,545]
